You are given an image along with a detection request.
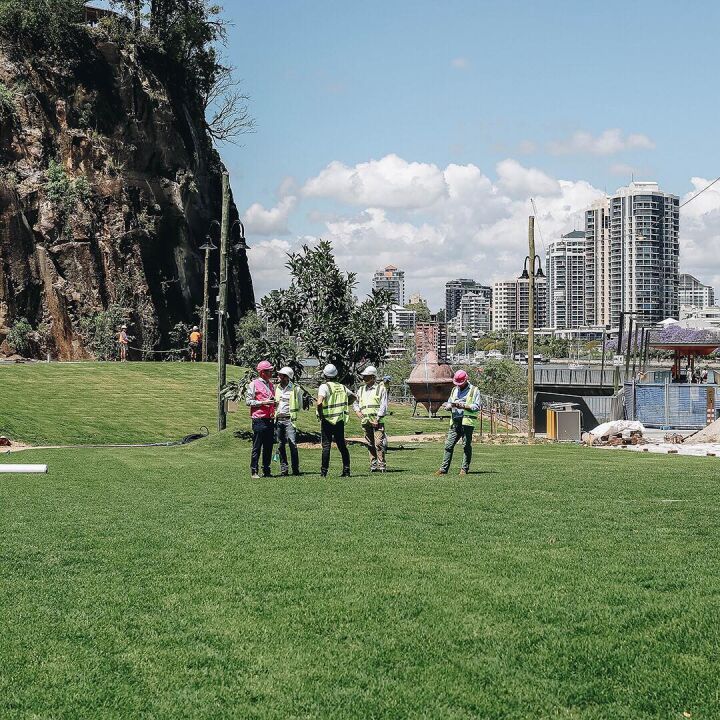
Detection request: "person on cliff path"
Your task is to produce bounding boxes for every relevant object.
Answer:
[435,369,482,476]
[188,326,202,362]
[274,366,303,476]
[316,364,356,478]
[118,325,130,362]
[245,360,276,479]
[353,365,388,472]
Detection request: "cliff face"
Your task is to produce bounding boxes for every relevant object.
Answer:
[0,30,254,359]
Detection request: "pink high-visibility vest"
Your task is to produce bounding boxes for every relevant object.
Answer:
[250,378,275,419]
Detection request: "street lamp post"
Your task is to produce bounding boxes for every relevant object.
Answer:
[199,224,219,362]
[519,222,544,442]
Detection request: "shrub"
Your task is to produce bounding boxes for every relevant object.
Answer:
[0,0,86,52]
[0,81,15,117]
[471,359,527,403]
[79,304,128,360]
[6,318,34,356]
[45,160,94,236]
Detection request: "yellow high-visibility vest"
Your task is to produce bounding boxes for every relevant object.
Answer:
[321,382,348,425]
[449,384,481,428]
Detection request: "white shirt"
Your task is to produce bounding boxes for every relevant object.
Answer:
[275,382,295,416]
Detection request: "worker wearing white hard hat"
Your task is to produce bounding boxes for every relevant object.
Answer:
[118,324,130,362]
[316,363,356,477]
[188,325,202,362]
[353,365,388,472]
[274,366,302,476]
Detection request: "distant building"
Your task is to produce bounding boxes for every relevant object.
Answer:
[372,265,405,306]
[586,182,679,326]
[414,322,448,363]
[546,230,590,330]
[445,278,491,321]
[383,304,416,331]
[678,305,720,331]
[459,292,491,336]
[492,274,547,331]
[679,273,715,307]
[407,292,426,306]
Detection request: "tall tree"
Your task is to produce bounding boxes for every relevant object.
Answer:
[261,241,393,383]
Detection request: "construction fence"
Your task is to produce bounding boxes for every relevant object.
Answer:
[624,382,720,429]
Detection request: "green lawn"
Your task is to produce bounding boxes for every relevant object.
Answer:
[0,362,462,445]
[1,364,719,718]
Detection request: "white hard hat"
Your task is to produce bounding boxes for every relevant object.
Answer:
[278,366,294,379]
[361,365,378,377]
[121,325,127,329]
[192,325,199,331]
[323,363,338,378]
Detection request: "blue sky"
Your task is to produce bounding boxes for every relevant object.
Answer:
[228,0,717,205]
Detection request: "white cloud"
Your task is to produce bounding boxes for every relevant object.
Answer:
[246,238,293,292]
[246,157,720,310]
[496,159,560,198]
[677,178,720,291]
[548,129,655,156]
[302,154,449,208]
[451,57,469,69]
[243,196,297,236]
[249,156,604,308]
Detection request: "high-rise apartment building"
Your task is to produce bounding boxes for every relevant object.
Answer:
[546,230,589,330]
[492,275,547,331]
[372,265,405,305]
[383,304,416,331]
[445,278,492,321]
[586,182,679,326]
[678,273,715,307]
[459,292,491,336]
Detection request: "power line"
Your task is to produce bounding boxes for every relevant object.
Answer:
[680,176,720,208]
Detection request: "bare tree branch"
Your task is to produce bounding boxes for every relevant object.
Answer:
[204,67,255,143]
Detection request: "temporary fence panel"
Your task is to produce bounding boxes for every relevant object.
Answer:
[624,382,720,429]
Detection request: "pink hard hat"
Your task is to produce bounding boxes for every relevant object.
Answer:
[453,369,468,386]
[256,360,274,372]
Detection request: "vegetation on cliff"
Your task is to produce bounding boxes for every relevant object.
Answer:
[0,0,255,359]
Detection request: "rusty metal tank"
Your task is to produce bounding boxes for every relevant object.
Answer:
[406,351,455,414]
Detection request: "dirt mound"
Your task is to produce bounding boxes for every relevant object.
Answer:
[685,418,720,444]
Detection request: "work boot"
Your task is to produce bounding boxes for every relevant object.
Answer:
[341,467,351,477]
[320,469,328,478]
[280,470,289,477]
[292,469,301,476]
[459,469,468,476]
[251,472,261,480]
[434,470,447,476]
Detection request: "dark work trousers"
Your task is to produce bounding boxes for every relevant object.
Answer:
[275,418,299,474]
[320,419,350,473]
[440,419,474,473]
[251,417,275,475]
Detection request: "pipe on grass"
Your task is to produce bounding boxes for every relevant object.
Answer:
[0,464,48,474]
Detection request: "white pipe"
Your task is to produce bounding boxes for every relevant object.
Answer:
[0,464,48,473]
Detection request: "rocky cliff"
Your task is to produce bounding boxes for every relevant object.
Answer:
[0,26,254,359]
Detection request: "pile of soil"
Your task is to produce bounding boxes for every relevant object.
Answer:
[685,418,720,444]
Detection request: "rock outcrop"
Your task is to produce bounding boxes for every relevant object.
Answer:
[0,28,254,359]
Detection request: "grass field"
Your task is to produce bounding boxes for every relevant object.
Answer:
[1,364,719,718]
[0,362,457,445]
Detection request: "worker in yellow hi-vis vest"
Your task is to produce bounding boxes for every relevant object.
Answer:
[316,363,356,478]
[353,365,388,472]
[435,369,482,476]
